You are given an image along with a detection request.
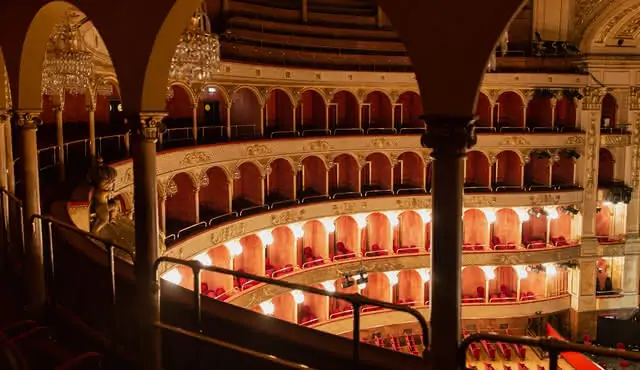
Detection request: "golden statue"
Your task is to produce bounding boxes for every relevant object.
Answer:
[88,156,119,235]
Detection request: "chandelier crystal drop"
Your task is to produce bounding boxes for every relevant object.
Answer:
[169,3,220,86]
[93,77,114,97]
[42,16,95,96]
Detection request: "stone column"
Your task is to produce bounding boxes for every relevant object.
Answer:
[132,113,163,370]
[0,113,7,254]
[54,105,66,181]
[16,111,45,317]
[569,258,598,340]
[5,115,14,194]
[87,104,97,163]
[420,116,476,366]
[626,88,640,241]
[191,104,198,144]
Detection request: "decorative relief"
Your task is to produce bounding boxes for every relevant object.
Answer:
[180,151,212,166]
[271,209,306,226]
[245,144,272,157]
[601,134,628,147]
[574,0,616,40]
[497,136,530,146]
[615,11,640,39]
[630,87,640,111]
[464,196,497,208]
[395,197,431,210]
[631,117,640,189]
[582,87,607,111]
[565,136,585,145]
[530,194,561,206]
[370,137,398,149]
[211,222,247,245]
[332,201,367,215]
[303,140,333,152]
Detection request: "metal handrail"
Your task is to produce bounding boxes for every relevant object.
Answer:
[153,322,312,369]
[153,256,430,364]
[458,332,640,370]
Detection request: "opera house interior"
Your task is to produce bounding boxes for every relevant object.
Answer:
[4,0,640,369]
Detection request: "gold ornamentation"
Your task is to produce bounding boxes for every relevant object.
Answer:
[581,87,607,111]
[395,197,431,209]
[631,87,640,111]
[464,196,497,208]
[530,194,561,206]
[271,209,306,226]
[370,137,398,149]
[245,144,272,157]
[601,135,628,147]
[211,222,247,245]
[180,151,212,165]
[565,136,585,145]
[303,140,332,152]
[497,136,530,146]
[332,201,367,215]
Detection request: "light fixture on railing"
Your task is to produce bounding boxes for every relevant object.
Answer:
[193,252,212,266]
[514,208,530,222]
[384,211,399,227]
[163,269,182,285]
[482,208,497,223]
[320,217,335,233]
[353,213,368,229]
[480,266,496,280]
[290,290,305,304]
[416,209,431,224]
[513,265,528,279]
[259,300,275,315]
[544,263,557,277]
[169,1,220,86]
[225,239,242,257]
[257,230,274,246]
[384,271,399,286]
[416,268,430,283]
[321,280,336,293]
[42,12,95,96]
[545,207,559,220]
[289,223,304,239]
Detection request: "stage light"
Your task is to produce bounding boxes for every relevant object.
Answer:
[193,252,212,266]
[226,239,243,256]
[163,269,182,285]
[259,300,275,315]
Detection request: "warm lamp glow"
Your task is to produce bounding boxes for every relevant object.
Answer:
[289,223,304,239]
[480,266,496,280]
[321,280,336,292]
[320,218,336,233]
[416,209,431,224]
[515,208,530,222]
[546,207,559,220]
[193,252,212,266]
[163,269,182,285]
[258,230,274,246]
[416,268,430,283]
[290,290,305,304]
[384,271,399,286]
[482,209,497,223]
[226,239,243,257]
[259,300,275,315]
[545,263,557,277]
[353,213,368,229]
[602,201,613,207]
[513,265,528,279]
[384,211,399,227]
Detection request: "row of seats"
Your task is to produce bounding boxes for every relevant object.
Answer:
[463,329,527,362]
[367,332,426,357]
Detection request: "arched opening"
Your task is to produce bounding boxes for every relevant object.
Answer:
[298,156,327,198]
[554,93,576,130]
[397,210,426,253]
[267,158,295,204]
[362,153,392,193]
[233,162,263,211]
[361,273,392,305]
[525,151,551,189]
[364,91,393,132]
[199,85,229,142]
[331,279,357,316]
[200,166,231,223]
[492,208,520,250]
[596,202,613,240]
[329,154,359,194]
[165,84,193,134]
[465,151,490,191]
[301,285,327,324]
[397,270,424,306]
[526,93,552,130]
[598,148,615,186]
[95,81,120,127]
[234,234,264,290]
[396,91,423,130]
[394,152,425,193]
[519,268,547,301]
[200,246,234,300]
[475,92,492,129]
[552,150,577,188]
[601,93,617,130]
[492,151,523,190]
[165,172,197,235]
[489,267,517,303]
[230,87,261,139]
[550,209,575,246]
[268,226,295,277]
[495,91,524,130]
[462,209,489,250]
[302,220,328,267]
[265,89,294,136]
[364,212,392,256]
[333,215,358,261]
[330,91,359,132]
[596,257,622,295]
[522,208,548,249]
[272,292,296,323]
[461,266,485,303]
[297,89,327,134]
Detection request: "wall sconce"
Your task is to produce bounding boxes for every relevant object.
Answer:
[258,229,274,246]
[163,269,182,285]
[193,252,212,266]
[259,300,275,315]
[226,239,243,257]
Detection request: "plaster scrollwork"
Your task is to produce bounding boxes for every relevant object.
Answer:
[271,209,306,226]
[497,136,530,146]
[565,135,585,145]
[464,196,497,208]
[521,150,531,164]
[332,201,368,215]
[574,0,616,40]
[180,151,213,166]
[389,90,401,104]
[164,177,178,198]
[602,135,627,147]
[290,88,302,104]
[530,194,561,206]
[615,11,640,39]
[323,88,338,101]
[370,137,398,149]
[211,222,247,246]
[357,155,368,168]
[630,87,640,111]
[523,89,535,103]
[631,117,640,189]
[581,87,607,111]
[488,153,499,165]
[231,165,242,180]
[303,140,333,152]
[486,90,500,105]
[395,197,431,210]
[194,169,210,188]
[245,144,272,157]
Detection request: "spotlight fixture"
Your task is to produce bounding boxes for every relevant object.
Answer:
[340,269,369,289]
[341,274,354,289]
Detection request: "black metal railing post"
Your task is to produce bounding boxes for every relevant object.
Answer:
[548,350,559,370]
[352,302,361,366]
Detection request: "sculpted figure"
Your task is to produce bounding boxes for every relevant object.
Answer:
[88,156,118,235]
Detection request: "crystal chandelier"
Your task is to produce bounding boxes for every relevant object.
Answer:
[169,3,220,86]
[93,76,114,97]
[42,15,95,96]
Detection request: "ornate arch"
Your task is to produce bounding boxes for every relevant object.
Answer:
[467,149,492,163]
[361,88,394,105]
[198,83,231,105]
[234,159,266,178]
[299,154,330,171]
[495,89,526,105]
[581,0,640,51]
[203,164,233,183]
[168,81,196,105]
[231,85,265,106]
[299,87,328,105]
[495,149,525,164]
[326,88,359,104]
[266,156,296,171]
[167,171,200,190]
[264,87,296,106]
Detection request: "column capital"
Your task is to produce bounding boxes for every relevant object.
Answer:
[420,115,477,158]
[0,111,10,124]
[52,104,64,113]
[581,87,607,111]
[136,113,166,141]
[86,103,96,113]
[13,111,41,130]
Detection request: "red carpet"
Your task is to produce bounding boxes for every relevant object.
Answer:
[546,324,601,370]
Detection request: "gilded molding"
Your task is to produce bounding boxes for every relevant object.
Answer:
[271,209,306,226]
[332,201,368,215]
[395,197,431,209]
[601,134,630,147]
[566,136,586,145]
[245,144,272,157]
[180,151,213,166]
[138,113,166,141]
[530,194,561,206]
[303,140,333,152]
[14,111,41,129]
[210,222,247,245]
[464,196,497,208]
[370,137,398,149]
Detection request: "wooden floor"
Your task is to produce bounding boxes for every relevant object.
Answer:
[466,347,574,370]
